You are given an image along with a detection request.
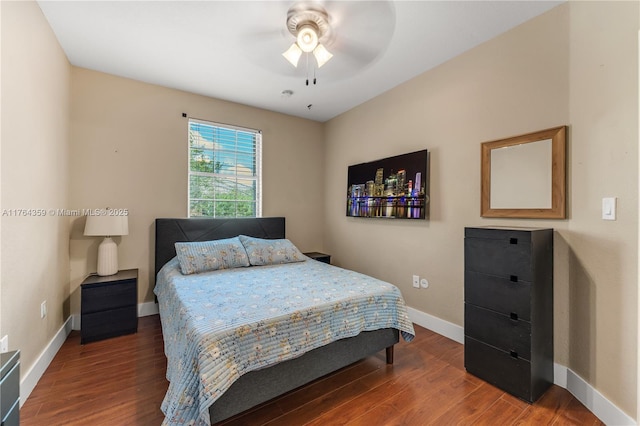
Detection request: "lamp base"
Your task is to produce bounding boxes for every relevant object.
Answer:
[97,237,119,276]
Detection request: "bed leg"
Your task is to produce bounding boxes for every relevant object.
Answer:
[386,346,394,364]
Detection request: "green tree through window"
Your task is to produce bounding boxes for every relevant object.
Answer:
[188,119,262,218]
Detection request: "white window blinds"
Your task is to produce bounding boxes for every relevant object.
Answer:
[188,118,262,218]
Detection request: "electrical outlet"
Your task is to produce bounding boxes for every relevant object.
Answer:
[0,335,8,353]
[41,300,47,319]
[420,278,429,289]
[412,275,420,288]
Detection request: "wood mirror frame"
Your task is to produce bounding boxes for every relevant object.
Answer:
[481,126,566,219]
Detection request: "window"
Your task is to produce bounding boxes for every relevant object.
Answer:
[188,118,262,218]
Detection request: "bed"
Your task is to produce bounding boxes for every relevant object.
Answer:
[154,217,415,425]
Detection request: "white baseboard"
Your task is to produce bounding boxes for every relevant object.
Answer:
[138,301,159,317]
[406,306,464,344]
[554,362,568,388]
[562,365,635,425]
[407,306,635,425]
[20,316,73,406]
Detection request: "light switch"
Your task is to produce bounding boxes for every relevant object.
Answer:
[602,197,616,220]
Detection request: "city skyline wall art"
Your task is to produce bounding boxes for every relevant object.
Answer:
[346,149,429,220]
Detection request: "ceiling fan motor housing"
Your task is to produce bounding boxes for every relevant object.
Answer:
[286,4,331,44]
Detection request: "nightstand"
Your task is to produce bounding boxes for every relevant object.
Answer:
[304,252,331,264]
[81,269,138,344]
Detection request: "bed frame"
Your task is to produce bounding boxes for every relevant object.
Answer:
[154,217,399,424]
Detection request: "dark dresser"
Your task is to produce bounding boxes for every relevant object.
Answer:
[1,350,20,426]
[81,269,138,344]
[464,227,553,403]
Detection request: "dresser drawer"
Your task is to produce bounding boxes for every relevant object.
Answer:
[464,336,533,402]
[0,361,19,422]
[465,237,532,282]
[2,398,19,426]
[465,227,534,242]
[82,279,137,313]
[81,306,137,343]
[465,270,531,320]
[465,303,531,360]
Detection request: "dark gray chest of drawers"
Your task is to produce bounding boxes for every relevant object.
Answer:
[1,350,19,426]
[464,227,553,403]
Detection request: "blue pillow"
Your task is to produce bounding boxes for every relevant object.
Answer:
[238,235,305,266]
[174,237,250,275]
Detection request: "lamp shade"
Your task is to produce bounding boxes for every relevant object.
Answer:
[84,214,129,237]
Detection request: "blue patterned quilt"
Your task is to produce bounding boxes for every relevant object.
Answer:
[155,256,415,425]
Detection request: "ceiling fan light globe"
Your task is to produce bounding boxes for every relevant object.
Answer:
[313,44,333,68]
[282,43,302,67]
[296,25,318,53]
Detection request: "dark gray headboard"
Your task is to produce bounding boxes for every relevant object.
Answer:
[154,217,286,278]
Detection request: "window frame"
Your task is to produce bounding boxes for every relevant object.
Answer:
[187,118,262,218]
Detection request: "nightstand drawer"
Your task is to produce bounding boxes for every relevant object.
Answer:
[465,303,531,360]
[464,270,531,320]
[465,237,532,282]
[81,279,136,313]
[81,306,137,343]
[304,252,331,264]
[464,336,532,401]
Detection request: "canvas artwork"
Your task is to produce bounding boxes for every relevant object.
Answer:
[346,149,429,219]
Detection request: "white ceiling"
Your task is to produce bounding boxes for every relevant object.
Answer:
[37,1,563,122]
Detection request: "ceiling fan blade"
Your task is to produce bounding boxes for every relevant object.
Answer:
[244,28,288,41]
[330,35,382,66]
[237,0,291,44]
[323,1,396,67]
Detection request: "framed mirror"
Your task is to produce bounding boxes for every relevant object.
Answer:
[481,126,566,219]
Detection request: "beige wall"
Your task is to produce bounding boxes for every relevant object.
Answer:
[565,1,638,414]
[1,1,71,377]
[68,68,325,313]
[324,2,638,417]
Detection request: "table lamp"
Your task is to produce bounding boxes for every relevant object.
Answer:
[84,211,129,276]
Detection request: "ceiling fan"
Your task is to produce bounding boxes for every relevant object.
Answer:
[243,1,396,85]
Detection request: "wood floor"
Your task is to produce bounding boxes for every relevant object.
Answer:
[21,315,603,425]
